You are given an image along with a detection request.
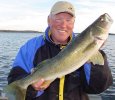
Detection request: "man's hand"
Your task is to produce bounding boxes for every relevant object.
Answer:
[31,79,50,91]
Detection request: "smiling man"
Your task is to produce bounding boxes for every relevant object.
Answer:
[8,1,113,100]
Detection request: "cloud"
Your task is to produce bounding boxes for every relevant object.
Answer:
[72,0,115,33]
[0,0,115,33]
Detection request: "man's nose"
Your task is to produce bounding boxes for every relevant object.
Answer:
[61,19,67,27]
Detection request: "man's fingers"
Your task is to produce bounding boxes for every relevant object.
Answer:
[32,79,45,90]
[35,79,44,87]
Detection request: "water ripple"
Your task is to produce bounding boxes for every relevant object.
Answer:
[0,32,115,98]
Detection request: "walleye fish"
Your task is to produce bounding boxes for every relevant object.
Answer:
[3,13,113,100]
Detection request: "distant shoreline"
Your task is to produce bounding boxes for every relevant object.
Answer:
[0,30,114,35]
[109,33,115,35]
[0,30,43,33]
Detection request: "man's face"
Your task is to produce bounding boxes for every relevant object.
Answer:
[48,12,75,44]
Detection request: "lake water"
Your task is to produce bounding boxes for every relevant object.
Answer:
[0,32,115,99]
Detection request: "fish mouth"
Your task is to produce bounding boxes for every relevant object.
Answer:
[95,36,104,40]
[104,13,113,23]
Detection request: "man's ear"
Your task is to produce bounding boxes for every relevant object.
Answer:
[47,15,50,26]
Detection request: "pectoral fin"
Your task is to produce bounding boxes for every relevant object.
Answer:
[89,51,104,65]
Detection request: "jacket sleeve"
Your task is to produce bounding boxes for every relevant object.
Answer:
[7,36,45,98]
[81,50,113,94]
[8,40,33,83]
[7,43,38,98]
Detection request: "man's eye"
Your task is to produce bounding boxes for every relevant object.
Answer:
[56,19,61,21]
[66,19,71,21]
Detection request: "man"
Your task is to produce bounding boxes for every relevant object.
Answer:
[8,1,113,100]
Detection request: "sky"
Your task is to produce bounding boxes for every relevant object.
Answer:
[0,0,115,33]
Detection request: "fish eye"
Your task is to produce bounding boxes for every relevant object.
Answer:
[100,18,104,22]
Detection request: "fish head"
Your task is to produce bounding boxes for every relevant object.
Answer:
[91,13,113,47]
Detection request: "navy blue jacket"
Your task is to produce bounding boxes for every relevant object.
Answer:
[8,27,113,100]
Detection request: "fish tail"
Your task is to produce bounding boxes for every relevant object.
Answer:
[3,82,27,100]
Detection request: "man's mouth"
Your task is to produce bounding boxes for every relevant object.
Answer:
[58,30,66,33]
